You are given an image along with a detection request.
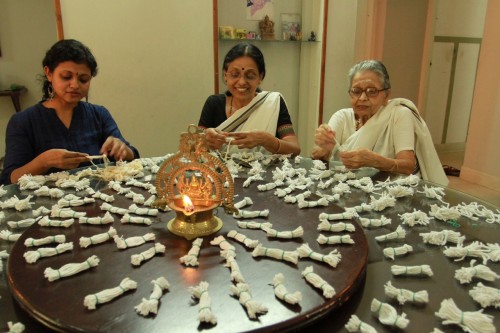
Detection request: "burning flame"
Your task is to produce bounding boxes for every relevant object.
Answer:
[182,195,195,213]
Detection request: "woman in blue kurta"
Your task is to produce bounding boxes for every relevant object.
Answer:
[0,39,139,185]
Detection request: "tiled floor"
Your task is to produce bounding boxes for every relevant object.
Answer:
[436,143,500,208]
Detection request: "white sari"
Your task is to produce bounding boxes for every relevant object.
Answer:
[216,91,281,154]
[339,98,449,186]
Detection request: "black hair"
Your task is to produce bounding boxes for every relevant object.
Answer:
[41,39,98,100]
[222,42,266,79]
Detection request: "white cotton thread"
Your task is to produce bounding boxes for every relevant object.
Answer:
[242,174,264,188]
[24,234,66,247]
[92,190,115,203]
[382,244,413,260]
[114,233,156,249]
[284,191,311,204]
[234,197,253,209]
[84,277,137,310]
[32,206,50,217]
[44,255,100,282]
[301,266,335,298]
[443,241,489,264]
[189,281,217,325]
[317,234,354,245]
[391,264,433,277]
[386,185,414,198]
[332,182,351,195]
[420,230,465,246]
[435,298,495,333]
[297,243,342,268]
[261,226,303,239]
[469,282,500,309]
[221,251,245,283]
[57,197,95,208]
[345,314,377,333]
[78,212,114,225]
[50,205,86,218]
[233,209,269,219]
[370,298,409,329]
[210,235,236,255]
[6,321,25,333]
[180,238,203,266]
[128,204,158,216]
[297,197,329,209]
[0,250,9,273]
[369,193,397,211]
[38,216,75,228]
[454,259,500,284]
[0,230,21,242]
[252,244,299,265]
[100,202,128,215]
[124,190,145,205]
[237,221,272,229]
[429,203,461,221]
[227,230,259,249]
[131,243,166,266]
[399,209,432,227]
[418,184,446,203]
[230,282,268,319]
[384,281,428,305]
[80,227,117,248]
[120,213,153,225]
[317,220,355,233]
[34,186,64,198]
[23,242,73,264]
[375,225,406,242]
[135,276,170,316]
[272,273,302,305]
[359,216,391,228]
[7,218,36,229]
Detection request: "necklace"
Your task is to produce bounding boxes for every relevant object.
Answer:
[229,96,234,116]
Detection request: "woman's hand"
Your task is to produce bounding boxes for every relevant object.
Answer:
[339,149,416,174]
[226,131,269,149]
[312,124,336,160]
[101,136,134,161]
[339,148,376,169]
[204,128,228,150]
[39,149,89,170]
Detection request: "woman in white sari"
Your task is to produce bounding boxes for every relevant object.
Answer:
[198,43,300,156]
[312,60,448,186]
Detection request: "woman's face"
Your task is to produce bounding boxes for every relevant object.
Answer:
[224,56,263,102]
[45,61,92,105]
[349,70,390,118]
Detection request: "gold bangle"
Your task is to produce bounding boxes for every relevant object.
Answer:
[273,138,281,154]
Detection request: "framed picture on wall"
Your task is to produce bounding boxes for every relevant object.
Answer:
[281,13,301,41]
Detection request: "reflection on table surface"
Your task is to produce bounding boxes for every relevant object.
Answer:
[1,157,499,333]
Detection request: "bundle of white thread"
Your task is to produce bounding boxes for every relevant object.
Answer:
[180,238,203,266]
[485,242,500,263]
[443,241,489,264]
[114,233,156,249]
[100,202,128,215]
[237,221,272,229]
[84,277,137,310]
[454,259,500,284]
[38,216,75,228]
[92,191,115,202]
[469,282,500,308]
[7,218,36,229]
[272,273,302,305]
[375,225,406,242]
[32,206,50,217]
[210,235,236,254]
[131,243,165,266]
[78,212,114,225]
[429,204,461,221]
[242,174,263,188]
[257,181,282,191]
[120,213,153,225]
[79,227,117,248]
[18,174,45,189]
[371,298,409,329]
[0,230,20,242]
[230,282,268,319]
[297,243,342,268]
[6,321,25,333]
[143,194,157,207]
[420,230,465,246]
[317,221,355,233]
[25,235,66,247]
[284,191,311,204]
[391,264,433,277]
[34,186,64,198]
[345,314,377,333]
[384,281,428,305]
[435,298,495,333]
[51,205,86,218]
[24,242,73,264]
[382,244,413,260]
[252,244,299,265]
[227,230,259,248]
[359,216,391,228]
[14,195,35,211]
[57,197,95,208]
[399,209,432,227]
[274,185,295,198]
[350,203,373,213]
[234,197,253,209]
[128,204,158,216]
[44,255,100,282]
[317,234,354,245]
[124,191,145,204]
[135,277,170,316]
[190,281,217,325]
[108,180,131,194]
[418,184,446,202]
[297,197,329,209]
[301,266,335,298]
[315,192,340,202]
[262,226,303,239]
[319,210,358,221]
[233,209,269,219]
[0,250,9,273]
[386,185,414,198]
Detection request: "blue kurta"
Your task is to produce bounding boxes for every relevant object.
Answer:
[0,101,139,184]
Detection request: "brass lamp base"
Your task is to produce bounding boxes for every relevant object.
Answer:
[167,210,223,240]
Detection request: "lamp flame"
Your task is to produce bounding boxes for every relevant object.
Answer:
[182,195,195,213]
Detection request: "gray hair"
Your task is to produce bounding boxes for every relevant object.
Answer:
[348,60,391,90]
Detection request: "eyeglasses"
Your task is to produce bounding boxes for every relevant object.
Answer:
[225,71,260,82]
[348,87,388,98]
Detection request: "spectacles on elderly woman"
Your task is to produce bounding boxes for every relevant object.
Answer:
[348,87,388,98]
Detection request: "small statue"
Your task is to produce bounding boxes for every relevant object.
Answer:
[308,31,317,42]
[259,15,275,40]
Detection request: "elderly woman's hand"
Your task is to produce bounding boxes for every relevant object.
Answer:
[312,124,336,160]
[101,136,134,161]
[339,148,377,169]
[204,128,228,150]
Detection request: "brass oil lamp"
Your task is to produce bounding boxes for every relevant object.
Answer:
[154,125,238,240]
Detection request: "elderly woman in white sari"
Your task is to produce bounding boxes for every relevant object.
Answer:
[312,60,448,186]
[198,43,301,156]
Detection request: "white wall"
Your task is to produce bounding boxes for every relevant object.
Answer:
[0,0,57,157]
[60,0,213,157]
